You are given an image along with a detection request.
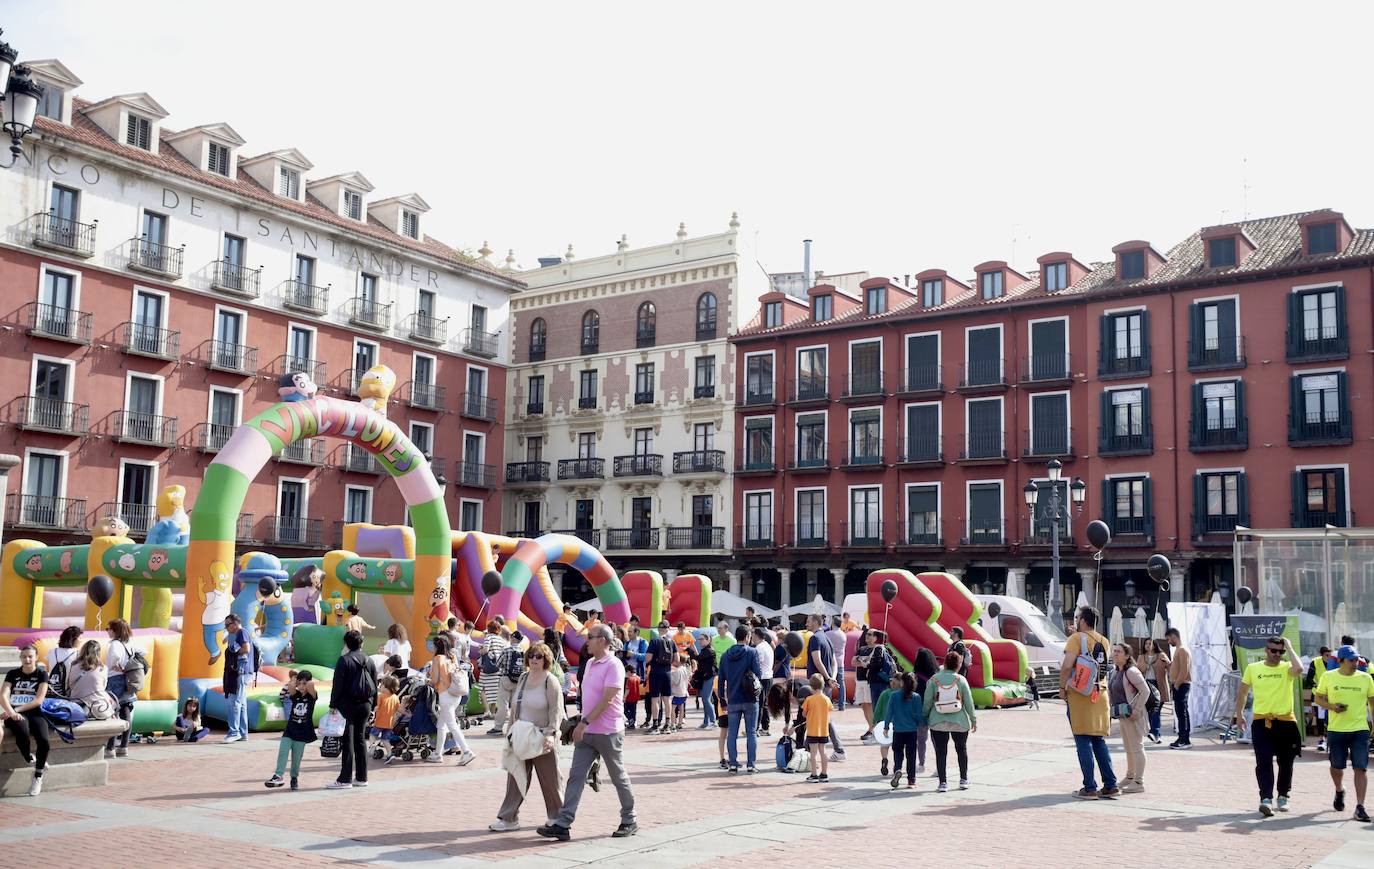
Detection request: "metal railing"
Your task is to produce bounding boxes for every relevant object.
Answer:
[29,212,96,256]
[787,377,830,404]
[211,260,261,297]
[19,397,89,434]
[429,457,448,484]
[346,297,392,330]
[1023,526,1074,546]
[525,401,545,415]
[101,502,157,535]
[693,384,716,399]
[633,390,655,406]
[1099,426,1153,456]
[1290,411,1352,444]
[1189,419,1248,451]
[506,462,551,484]
[742,386,775,406]
[115,411,177,446]
[557,458,605,480]
[735,525,776,549]
[281,279,329,315]
[194,422,235,452]
[403,312,448,344]
[460,392,498,421]
[1287,327,1348,361]
[960,521,1005,546]
[276,355,327,389]
[406,381,445,411]
[696,319,717,341]
[276,438,326,466]
[463,328,499,358]
[1023,426,1073,458]
[1098,348,1150,378]
[900,364,943,394]
[24,302,92,344]
[636,328,656,349]
[667,527,724,549]
[343,444,385,475]
[207,340,257,374]
[843,369,884,399]
[898,433,942,464]
[898,526,942,547]
[528,340,546,362]
[840,521,885,548]
[1187,336,1246,371]
[5,494,87,531]
[126,237,184,278]
[269,516,324,547]
[958,359,1006,389]
[613,455,663,477]
[581,337,599,355]
[843,439,884,467]
[1108,516,1154,538]
[1021,353,1071,383]
[1295,509,1347,529]
[570,528,601,547]
[789,441,829,470]
[959,430,1005,460]
[606,528,660,550]
[121,321,180,359]
[673,450,725,474]
[735,448,775,473]
[455,461,496,489]
[235,513,257,544]
[787,523,830,549]
[1197,513,1242,535]
[577,395,598,410]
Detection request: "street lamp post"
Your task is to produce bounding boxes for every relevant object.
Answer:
[1023,458,1086,630]
[1,29,45,161]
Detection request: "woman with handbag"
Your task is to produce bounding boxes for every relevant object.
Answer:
[103,619,137,759]
[1140,638,1170,744]
[68,640,115,720]
[490,642,567,832]
[1110,644,1150,793]
[428,635,476,766]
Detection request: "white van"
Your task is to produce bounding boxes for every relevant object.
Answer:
[976,595,1066,696]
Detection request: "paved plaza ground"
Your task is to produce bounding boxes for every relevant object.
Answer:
[4,700,1374,868]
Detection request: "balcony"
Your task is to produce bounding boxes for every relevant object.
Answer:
[581,337,599,355]
[1021,353,1071,385]
[842,369,885,401]
[1022,527,1075,548]
[114,411,177,447]
[405,381,446,412]
[505,462,551,485]
[455,461,496,489]
[896,527,943,549]
[636,328,656,349]
[960,522,1006,547]
[735,448,776,475]
[528,340,546,362]
[275,438,326,466]
[1098,426,1153,457]
[120,322,180,361]
[281,279,329,315]
[19,397,89,435]
[696,319,718,341]
[1098,349,1150,380]
[342,368,374,397]
[787,377,830,406]
[1287,327,1348,363]
[1187,336,1246,372]
[462,327,499,358]
[958,430,1006,463]
[842,439,885,468]
[570,528,601,547]
[269,516,325,548]
[525,400,545,416]
[606,528,660,551]
[193,421,235,453]
[274,355,327,390]
[126,237,184,279]
[735,526,776,550]
[1022,426,1074,460]
[346,297,392,331]
[613,454,663,477]
[403,312,448,345]
[504,528,543,540]
[99,502,157,536]
[1294,509,1349,529]
[788,443,830,472]
[557,458,605,481]
[235,513,257,544]
[210,260,261,298]
[1107,516,1155,543]
[787,523,830,550]
[28,212,96,257]
[957,359,1008,392]
[899,364,943,397]
[1290,411,1353,447]
[577,395,598,410]
[459,392,498,422]
[429,457,448,484]
[5,494,86,531]
[840,521,885,549]
[897,434,943,466]
[342,445,386,475]
[633,390,655,406]
[202,338,256,374]
[24,302,92,345]
[1189,420,1248,452]
[673,450,725,475]
[742,386,775,407]
[1195,513,1243,541]
[693,384,716,400]
[667,527,724,549]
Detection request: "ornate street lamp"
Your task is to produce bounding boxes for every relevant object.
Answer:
[1025,458,1086,630]
[1,30,44,159]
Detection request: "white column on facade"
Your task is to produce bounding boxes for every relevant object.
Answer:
[1169,568,1186,605]
[551,568,564,599]
[778,568,793,609]
[727,569,743,598]
[1004,567,1026,600]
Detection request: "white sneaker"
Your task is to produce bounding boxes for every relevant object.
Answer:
[916,765,926,775]
[829,752,846,762]
[458,751,477,767]
[27,775,42,797]
[424,755,444,764]
[488,820,520,832]
[222,735,242,744]
[325,781,353,789]
[103,748,115,759]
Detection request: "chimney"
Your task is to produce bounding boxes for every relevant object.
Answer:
[803,239,813,291]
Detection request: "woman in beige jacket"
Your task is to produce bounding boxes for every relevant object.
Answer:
[490,642,567,831]
[1110,644,1152,793]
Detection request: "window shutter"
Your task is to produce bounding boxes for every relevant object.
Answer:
[125,114,136,145]
[1141,387,1152,443]
[1188,303,1202,364]
[1336,472,1348,527]
[1237,472,1250,526]
[1287,375,1302,442]
[1285,292,1302,357]
[1192,474,1205,540]
[1101,479,1115,530]
[1235,380,1247,443]
[1337,370,1351,438]
[1098,314,1111,376]
[1142,477,1154,538]
[1335,285,1348,343]
[1098,390,1110,453]
[1189,383,1203,446]
[1290,471,1303,526]
[1139,310,1151,369]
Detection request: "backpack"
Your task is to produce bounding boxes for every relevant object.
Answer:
[444,657,469,698]
[120,642,150,693]
[40,697,88,744]
[871,647,895,684]
[350,656,377,701]
[82,692,116,720]
[652,637,674,668]
[319,735,342,758]
[502,647,525,681]
[48,649,74,698]
[1067,632,1105,698]
[934,678,963,714]
[775,735,794,771]
[1129,672,1161,714]
[480,643,504,676]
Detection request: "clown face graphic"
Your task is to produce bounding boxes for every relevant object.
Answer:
[148,550,168,572]
[383,563,400,584]
[347,562,368,581]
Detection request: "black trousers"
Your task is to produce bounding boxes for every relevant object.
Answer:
[1172,683,1192,743]
[337,706,372,784]
[1252,719,1301,800]
[4,710,51,770]
[931,729,969,784]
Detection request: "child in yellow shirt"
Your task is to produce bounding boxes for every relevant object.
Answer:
[801,674,833,782]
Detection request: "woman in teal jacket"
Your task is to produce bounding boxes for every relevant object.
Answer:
[923,650,977,793]
[882,672,926,789]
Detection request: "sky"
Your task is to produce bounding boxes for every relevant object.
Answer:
[6,1,1373,286]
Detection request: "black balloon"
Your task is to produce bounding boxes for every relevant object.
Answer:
[257,576,279,597]
[987,601,1002,619]
[1236,585,1254,606]
[783,631,804,658]
[88,574,115,607]
[1085,520,1112,550]
[1146,554,1172,583]
[880,579,899,603]
[481,570,502,597]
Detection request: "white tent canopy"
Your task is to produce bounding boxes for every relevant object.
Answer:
[784,595,840,618]
[709,591,781,619]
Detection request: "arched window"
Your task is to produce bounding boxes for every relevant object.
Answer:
[529,317,547,360]
[581,310,600,354]
[696,292,718,339]
[636,302,657,347]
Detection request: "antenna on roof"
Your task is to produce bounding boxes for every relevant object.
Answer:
[1242,156,1251,220]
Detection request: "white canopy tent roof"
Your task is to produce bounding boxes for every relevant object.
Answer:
[709,591,781,619]
[783,595,841,618]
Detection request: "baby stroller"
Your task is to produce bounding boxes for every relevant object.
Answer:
[383,682,440,763]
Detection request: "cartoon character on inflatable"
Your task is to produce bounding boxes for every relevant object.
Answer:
[290,564,323,625]
[356,364,397,417]
[230,553,294,666]
[156,485,191,544]
[277,371,317,403]
[200,559,233,663]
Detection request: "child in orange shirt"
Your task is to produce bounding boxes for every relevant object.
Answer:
[624,670,643,729]
[371,675,400,744]
[801,674,833,782]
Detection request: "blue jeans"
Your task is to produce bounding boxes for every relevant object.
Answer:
[1073,734,1117,792]
[1147,702,1162,739]
[726,702,760,768]
[227,672,250,739]
[700,677,717,724]
[835,665,846,710]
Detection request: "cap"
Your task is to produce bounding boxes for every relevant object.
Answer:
[1337,645,1360,661]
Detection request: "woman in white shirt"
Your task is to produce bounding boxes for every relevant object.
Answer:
[382,624,411,662]
[104,619,136,758]
[45,625,83,697]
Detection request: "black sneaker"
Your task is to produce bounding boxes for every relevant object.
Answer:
[881,759,889,776]
[1100,786,1121,798]
[1336,789,1347,812]
[536,823,571,842]
[818,773,829,782]
[264,774,284,788]
[290,778,299,791]
[1356,804,1371,823]
[729,764,740,774]
[613,822,638,838]
[719,759,728,770]
[746,765,757,774]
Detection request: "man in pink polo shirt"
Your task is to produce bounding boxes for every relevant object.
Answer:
[538,624,637,841]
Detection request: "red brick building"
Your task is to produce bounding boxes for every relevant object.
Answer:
[730,209,1372,621]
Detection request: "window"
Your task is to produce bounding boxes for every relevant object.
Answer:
[903,403,939,462]
[125,374,160,441]
[1190,380,1247,451]
[295,254,316,287]
[1307,223,1339,255]
[278,167,300,199]
[1118,250,1146,280]
[575,499,595,534]
[849,409,881,464]
[461,434,484,482]
[527,375,545,413]
[221,234,245,273]
[745,354,774,403]
[965,325,1001,386]
[764,301,783,328]
[797,490,826,544]
[1106,476,1151,535]
[141,209,168,248]
[634,363,655,404]
[39,269,76,334]
[694,356,716,398]
[581,310,600,353]
[23,452,63,524]
[744,492,773,544]
[634,428,653,456]
[1196,472,1245,536]
[1288,286,1346,360]
[1029,392,1069,456]
[1043,262,1068,292]
[1029,480,1069,541]
[1188,299,1241,369]
[50,184,78,227]
[865,285,885,315]
[208,389,238,449]
[466,367,487,403]
[119,462,156,532]
[691,495,714,544]
[345,488,372,525]
[459,501,481,532]
[1101,387,1150,454]
[470,305,487,334]
[31,359,71,429]
[980,271,1003,299]
[343,190,363,220]
[906,485,939,544]
[812,294,832,322]
[526,436,543,463]
[132,289,165,354]
[1294,468,1345,527]
[1201,381,1238,433]
[1100,310,1148,376]
[213,309,244,368]
[413,354,434,388]
[125,114,151,150]
[921,278,942,307]
[1207,237,1237,268]
[966,397,1002,459]
[968,482,1002,543]
[1290,371,1350,443]
[796,412,826,467]
[409,422,433,458]
[288,325,314,367]
[578,370,598,408]
[401,210,419,239]
[37,86,62,121]
[693,422,714,452]
[353,341,377,385]
[1028,318,1067,380]
[744,418,773,469]
[797,347,827,400]
[207,142,231,176]
[529,318,547,359]
[636,302,656,346]
[417,289,436,319]
[849,341,882,395]
[696,293,717,338]
[850,487,881,542]
[905,333,939,392]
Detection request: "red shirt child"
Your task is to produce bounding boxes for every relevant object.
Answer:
[625,671,642,704]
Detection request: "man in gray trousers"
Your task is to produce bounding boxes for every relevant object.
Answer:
[538,624,637,841]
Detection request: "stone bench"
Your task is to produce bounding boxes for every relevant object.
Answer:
[0,717,128,797]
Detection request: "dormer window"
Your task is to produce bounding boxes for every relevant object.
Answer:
[865,286,885,315]
[278,167,300,199]
[764,301,783,328]
[1043,262,1068,292]
[980,271,1003,299]
[126,114,151,150]
[921,278,942,307]
[1118,250,1145,280]
[37,87,62,121]
[344,190,363,221]
[401,210,419,239]
[1307,222,1339,255]
[813,294,833,322]
[207,142,231,176]
[1207,237,1237,268]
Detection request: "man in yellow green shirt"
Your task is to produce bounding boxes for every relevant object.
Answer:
[1314,645,1374,822]
[1233,634,1304,816]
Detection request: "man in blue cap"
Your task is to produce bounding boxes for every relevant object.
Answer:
[1315,644,1374,822]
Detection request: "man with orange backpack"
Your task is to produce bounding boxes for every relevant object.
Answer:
[1060,606,1118,800]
